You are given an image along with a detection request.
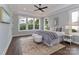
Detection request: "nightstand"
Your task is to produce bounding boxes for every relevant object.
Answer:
[64,34,72,45]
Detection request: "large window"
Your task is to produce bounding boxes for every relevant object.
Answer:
[35,18,39,29]
[28,18,33,30]
[44,19,50,30]
[18,16,40,31]
[72,11,78,23]
[71,11,79,32]
[19,17,27,30]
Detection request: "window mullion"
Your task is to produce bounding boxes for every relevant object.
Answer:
[39,19,40,29]
[33,18,35,30]
[26,18,27,30]
[78,11,79,26]
[27,18,29,30]
[44,19,45,30]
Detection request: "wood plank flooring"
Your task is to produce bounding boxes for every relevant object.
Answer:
[6,36,79,55]
[52,42,79,55]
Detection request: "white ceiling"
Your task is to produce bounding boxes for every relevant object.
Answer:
[9,4,71,17]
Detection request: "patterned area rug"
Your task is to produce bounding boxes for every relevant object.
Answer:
[19,36,65,55]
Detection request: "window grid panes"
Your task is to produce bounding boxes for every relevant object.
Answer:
[35,18,39,29]
[19,17,27,30]
[44,19,49,30]
[72,11,79,32]
[19,17,40,31]
[28,18,33,30]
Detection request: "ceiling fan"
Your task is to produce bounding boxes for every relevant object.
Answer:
[34,4,48,12]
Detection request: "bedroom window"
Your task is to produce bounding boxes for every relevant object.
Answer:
[44,19,49,30]
[19,16,27,30]
[71,11,79,32]
[34,18,39,29]
[72,11,78,23]
[18,16,40,31]
[28,18,33,30]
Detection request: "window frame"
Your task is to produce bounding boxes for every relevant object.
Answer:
[44,18,49,31]
[18,16,40,31]
[34,18,40,30]
[72,11,79,23]
[18,16,27,31]
[69,8,79,32]
[27,17,34,30]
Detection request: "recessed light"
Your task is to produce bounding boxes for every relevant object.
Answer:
[24,8,26,10]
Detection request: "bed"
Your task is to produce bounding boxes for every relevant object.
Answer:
[35,30,65,46]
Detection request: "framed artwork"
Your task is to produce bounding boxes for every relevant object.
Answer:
[0,7,10,24]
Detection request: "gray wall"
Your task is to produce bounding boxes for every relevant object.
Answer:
[47,10,69,32]
[47,5,79,44]
[47,5,79,32]
[12,15,44,37]
[0,5,12,54]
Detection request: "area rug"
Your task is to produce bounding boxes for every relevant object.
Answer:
[19,36,65,55]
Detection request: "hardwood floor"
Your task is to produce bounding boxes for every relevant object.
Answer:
[6,36,79,55]
[6,37,21,55]
[52,42,79,55]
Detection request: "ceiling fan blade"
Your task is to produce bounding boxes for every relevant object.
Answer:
[40,9,44,12]
[34,9,39,11]
[41,6,48,9]
[34,5,39,8]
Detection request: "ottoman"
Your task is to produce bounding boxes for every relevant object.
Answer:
[32,34,42,43]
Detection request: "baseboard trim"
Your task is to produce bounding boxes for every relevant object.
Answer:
[13,34,32,38]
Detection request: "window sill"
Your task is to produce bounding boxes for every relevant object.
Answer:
[18,29,41,32]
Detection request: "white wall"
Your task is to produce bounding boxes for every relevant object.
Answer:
[0,5,12,54]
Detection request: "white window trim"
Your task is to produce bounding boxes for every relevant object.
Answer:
[44,18,49,31]
[27,17,34,30]
[69,8,79,24]
[68,8,79,32]
[18,17,27,31]
[34,18,40,30]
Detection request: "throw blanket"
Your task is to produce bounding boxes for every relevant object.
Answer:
[35,31,58,46]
